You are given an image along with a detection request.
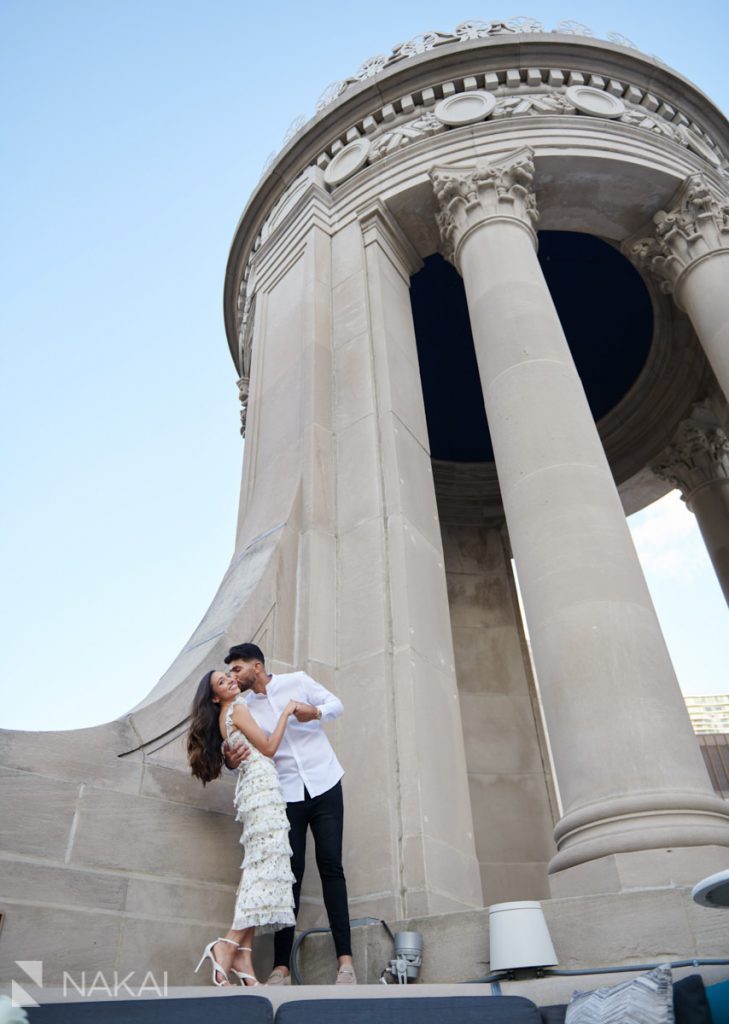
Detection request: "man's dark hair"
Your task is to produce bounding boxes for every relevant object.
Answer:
[224,642,265,665]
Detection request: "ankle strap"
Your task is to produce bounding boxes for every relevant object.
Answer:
[216,937,239,947]
[238,946,253,952]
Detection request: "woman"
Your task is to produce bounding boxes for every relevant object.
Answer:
[187,668,298,986]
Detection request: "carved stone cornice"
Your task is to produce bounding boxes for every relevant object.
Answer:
[237,291,255,376]
[236,288,255,436]
[625,174,729,303]
[430,147,538,266]
[237,376,250,438]
[652,400,729,502]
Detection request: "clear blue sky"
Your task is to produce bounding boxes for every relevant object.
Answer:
[2,0,727,731]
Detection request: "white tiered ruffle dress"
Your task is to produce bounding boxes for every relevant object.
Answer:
[225,696,296,932]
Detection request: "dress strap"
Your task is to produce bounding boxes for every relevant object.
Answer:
[226,694,249,742]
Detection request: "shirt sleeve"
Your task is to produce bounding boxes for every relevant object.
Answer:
[299,672,344,722]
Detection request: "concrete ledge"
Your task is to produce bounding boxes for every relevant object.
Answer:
[22,966,729,1012]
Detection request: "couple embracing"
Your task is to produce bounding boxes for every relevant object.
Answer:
[186,643,355,987]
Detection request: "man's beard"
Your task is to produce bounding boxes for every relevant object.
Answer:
[236,675,254,692]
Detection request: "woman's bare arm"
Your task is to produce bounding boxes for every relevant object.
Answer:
[231,700,298,758]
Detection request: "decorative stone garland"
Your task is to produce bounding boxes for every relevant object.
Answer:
[315,71,726,184]
[262,18,669,176]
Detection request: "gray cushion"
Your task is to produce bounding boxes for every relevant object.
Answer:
[26,995,273,1023]
[276,995,543,1024]
[565,966,674,1024]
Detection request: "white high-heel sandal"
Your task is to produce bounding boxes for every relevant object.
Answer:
[231,945,260,986]
[195,937,238,987]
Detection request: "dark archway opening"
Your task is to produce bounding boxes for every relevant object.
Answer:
[411,231,654,463]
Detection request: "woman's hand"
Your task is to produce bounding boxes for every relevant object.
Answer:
[293,703,319,723]
[284,700,299,716]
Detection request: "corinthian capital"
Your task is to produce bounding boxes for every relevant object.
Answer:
[625,173,729,299]
[430,147,538,266]
[652,401,729,502]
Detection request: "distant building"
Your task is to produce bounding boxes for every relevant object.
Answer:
[685,696,729,799]
[686,694,729,734]
[698,734,729,799]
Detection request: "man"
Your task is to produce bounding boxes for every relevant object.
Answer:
[223,642,355,986]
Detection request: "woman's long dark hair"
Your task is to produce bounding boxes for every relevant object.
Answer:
[187,670,224,785]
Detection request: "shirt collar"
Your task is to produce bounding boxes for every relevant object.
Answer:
[249,673,275,700]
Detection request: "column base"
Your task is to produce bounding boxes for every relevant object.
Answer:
[548,844,729,898]
[549,790,729,872]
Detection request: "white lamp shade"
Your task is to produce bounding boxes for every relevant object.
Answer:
[692,868,729,908]
[489,901,558,971]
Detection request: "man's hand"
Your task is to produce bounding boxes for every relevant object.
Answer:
[293,703,320,723]
[223,740,251,770]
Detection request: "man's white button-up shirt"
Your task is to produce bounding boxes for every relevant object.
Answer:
[244,671,344,802]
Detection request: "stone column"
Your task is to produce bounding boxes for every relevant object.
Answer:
[626,173,729,402]
[431,148,729,893]
[329,204,483,919]
[653,400,729,603]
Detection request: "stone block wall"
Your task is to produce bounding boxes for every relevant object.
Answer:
[441,523,558,901]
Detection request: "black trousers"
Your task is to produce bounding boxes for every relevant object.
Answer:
[273,780,352,965]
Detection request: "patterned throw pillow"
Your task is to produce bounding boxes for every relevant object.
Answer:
[565,966,675,1024]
